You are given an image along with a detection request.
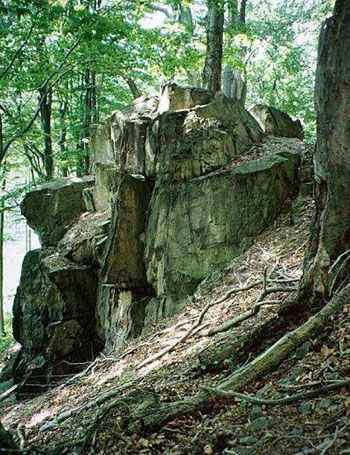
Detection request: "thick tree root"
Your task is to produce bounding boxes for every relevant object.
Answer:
[192,312,289,374]
[120,285,350,434]
[218,284,350,391]
[205,378,350,406]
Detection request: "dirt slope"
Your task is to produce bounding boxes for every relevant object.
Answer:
[1,195,349,454]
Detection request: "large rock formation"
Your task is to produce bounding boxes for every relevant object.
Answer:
[10,84,304,389]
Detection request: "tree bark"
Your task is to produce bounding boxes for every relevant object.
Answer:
[203,0,224,93]
[77,68,97,176]
[301,1,350,299]
[39,86,53,180]
[59,97,68,177]
[240,0,247,24]
[0,177,5,336]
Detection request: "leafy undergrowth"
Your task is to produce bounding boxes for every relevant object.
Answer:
[1,195,350,454]
[0,314,14,355]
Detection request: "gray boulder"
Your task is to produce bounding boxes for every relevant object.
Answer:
[250,104,304,140]
[21,176,95,247]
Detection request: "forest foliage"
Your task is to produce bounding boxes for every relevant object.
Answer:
[0,0,333,181]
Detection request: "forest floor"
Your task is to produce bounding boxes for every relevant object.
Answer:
[1,194,350,454]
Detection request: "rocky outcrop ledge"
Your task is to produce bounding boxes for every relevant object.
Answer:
[9,84,305,392]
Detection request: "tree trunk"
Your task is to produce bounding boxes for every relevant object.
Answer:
[59,98,68,177]
[124,77,141,99]
[39,86,53,180]
[301,1,350,300]
[240,0,247,24]
[0,113,3,167]
[0,177,5,336]
[227,0,239,27]
[77,68,97,176]
[203,0,224,94]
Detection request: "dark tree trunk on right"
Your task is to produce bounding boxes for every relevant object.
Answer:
[301,0,350,300]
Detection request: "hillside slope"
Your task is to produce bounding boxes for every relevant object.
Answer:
[1,194,349,454]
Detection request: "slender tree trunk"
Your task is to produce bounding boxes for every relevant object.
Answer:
[178,4,194,34]
[77,68,98,176]
[0,113,3,167]
[203,0,224,93]
[39,86,53,180]
[0,115,4,336]
[124,77,141,99]
[59,98,68,177]
[240,0,247,24]
[301,0,350,300]
[223,1,248,105]
[0,177,5,336]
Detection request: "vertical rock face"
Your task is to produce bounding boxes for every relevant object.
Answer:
[12,249,102,393]
[145,150,300,313]
[250,104,304,140]
[11,84,304,389]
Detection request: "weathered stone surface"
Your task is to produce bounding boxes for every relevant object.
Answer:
[92,91,263,180]
[157,83,212,114]
[58,211,111,267]
[95,175,153,350]
[223,67,247,104]
[96,286,149,351]
[250,104,304,140]
[21,176,94,247]
[146,95,263,180]
[145,147,300,314]
[101,174,152,287]
[12,249,102,391]
[93,163,118,212]
[91,96,158,175]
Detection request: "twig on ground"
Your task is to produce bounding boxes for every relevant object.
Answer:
[319,426,339,455]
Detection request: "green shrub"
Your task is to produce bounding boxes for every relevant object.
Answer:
[0,314,14,353]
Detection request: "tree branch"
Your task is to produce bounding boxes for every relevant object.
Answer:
[0,23,35,80]
[0,39,81,165]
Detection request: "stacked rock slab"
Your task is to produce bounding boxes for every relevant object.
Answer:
[12,178,105,393]
[12,84,304,389]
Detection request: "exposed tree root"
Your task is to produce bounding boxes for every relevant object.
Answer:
[191,312,290,374]
[40,380,137,432]
[100,285,350,436]
[205,378,350,406]
[135,279,265,370]
[137,270,298,370]
[0,384,19,403]
[202,266,297,336]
